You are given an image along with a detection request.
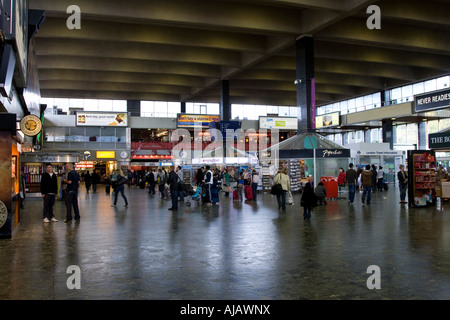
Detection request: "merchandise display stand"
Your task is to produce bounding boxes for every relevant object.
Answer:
[407,150,436,207]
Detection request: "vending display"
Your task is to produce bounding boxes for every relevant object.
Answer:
[407,150,436,207]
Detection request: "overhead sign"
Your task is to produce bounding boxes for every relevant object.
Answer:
[429,131,450,149]
[315,112,340,129]
[259,117,298,130]
[76,112,128,127]
[177,114,221,128]
[96,151,115,159]
[415,88,450,113]
[20,115,42,136]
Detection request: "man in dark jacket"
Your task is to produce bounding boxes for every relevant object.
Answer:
[167,166,179,210]
[345,163,357,204]
[40,163,58,223]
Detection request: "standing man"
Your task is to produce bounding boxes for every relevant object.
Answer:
[345,163,357,204]
[91,170,100,193]
[177,166,184,201]
[361,164,373,205]
[40,163,58,223]
[63,162,81,223]
[147,169,155,195]
[398,164,408,204]
[167,166,179,211]
[203,166,214,204]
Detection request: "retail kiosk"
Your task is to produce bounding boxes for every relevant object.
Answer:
[263,132,351,192]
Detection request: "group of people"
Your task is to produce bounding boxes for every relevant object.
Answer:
[40,162,81,223]
[271,162,411,221]
[39,161,412,224]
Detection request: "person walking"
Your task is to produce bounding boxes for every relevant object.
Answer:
[337,167,346,192]
[251,169,259,201]
[40,163,58,223]
[223,168,231,197]
[398,164,408,203]
[147,169,156,195]
[91,170,100,193]
[273,168,290,211]
[84,170,91,193]
[361,164,373,204]
[345,163,357,204]
[301,177,316,220]
[210,173,221,206]
[377,166,385,191]
[203,166,214,204]
[177,166,185,201]
[63,162,81,223]
[371,164,378,193]
[167,166,179,211]
[158,168,167,199]
[112,169,128,207]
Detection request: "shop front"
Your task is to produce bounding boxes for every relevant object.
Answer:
[0,114,21,238]
[428,128,450,200]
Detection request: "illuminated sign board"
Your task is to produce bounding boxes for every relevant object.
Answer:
[96,151,115,159]
[76,112,128,127]
[75,161,95,170]
[177,114,221,128]
[315,112,340,129]
[259,117,298,130]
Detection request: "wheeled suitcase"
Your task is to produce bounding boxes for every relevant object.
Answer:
[244,185,253,200]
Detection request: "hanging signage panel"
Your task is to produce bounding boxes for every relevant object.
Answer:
[414,88,450,113]
[259,117,298,130]
[76,112,128,127]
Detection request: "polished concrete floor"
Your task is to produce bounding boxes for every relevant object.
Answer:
[1,184,450,300]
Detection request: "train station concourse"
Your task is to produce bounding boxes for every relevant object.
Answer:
[1,0,450,306]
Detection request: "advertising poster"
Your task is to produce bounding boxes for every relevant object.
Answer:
[315,112,340,129]
[259,117,298,130]
[76,112,128,127]
[177,114,221,128]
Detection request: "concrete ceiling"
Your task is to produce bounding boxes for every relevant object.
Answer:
[29,0,450,108]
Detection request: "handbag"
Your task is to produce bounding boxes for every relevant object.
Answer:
[286,191,294,205]
[271,183,283,195]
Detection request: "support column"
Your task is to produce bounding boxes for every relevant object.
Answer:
[220,80,231,121]
[364,129,371,143]
[418,122,427,149]
[296,35,315,132]
[180,102,186,114]
[382,119,394,149]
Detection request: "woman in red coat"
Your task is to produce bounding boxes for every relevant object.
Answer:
[337,167,346,191]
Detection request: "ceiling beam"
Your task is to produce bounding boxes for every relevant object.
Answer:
[34,38,242,67]
[36,56,222,78]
